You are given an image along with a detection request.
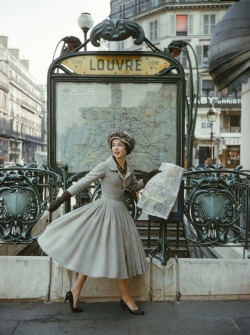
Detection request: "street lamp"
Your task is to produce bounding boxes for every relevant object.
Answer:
[207,104,217,160]
[77,12,94,51]
[52,13,94,62]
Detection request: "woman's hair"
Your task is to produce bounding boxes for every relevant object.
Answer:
[107,129,135,155]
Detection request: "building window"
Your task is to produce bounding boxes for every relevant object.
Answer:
[151,0,159,8]
[135,0,143,14]
[176,15,188,36]
[196,45,210,67]
[203,14,216,35]
[226,146,240,168]
[202,80,215,97]
[170,14,193,36]
[203,45,209,67]
[149,20,158,41]
[119,4,126,18]
[230,115,241,133]
[118,41,125,51]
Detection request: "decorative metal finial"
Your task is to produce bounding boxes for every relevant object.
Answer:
[90,19,145,47]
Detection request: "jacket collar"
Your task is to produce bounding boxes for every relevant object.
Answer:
[106,155,132,177]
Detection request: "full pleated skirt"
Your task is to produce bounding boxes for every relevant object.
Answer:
[38,198,148,279]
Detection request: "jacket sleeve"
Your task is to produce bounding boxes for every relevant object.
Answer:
[128,171,145,193]
[67,161,106,196]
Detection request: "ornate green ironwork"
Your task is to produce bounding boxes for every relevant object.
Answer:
[0,167,62,244]
[184,168,249,248]
[90,19,145,47]
[165,41,199,169]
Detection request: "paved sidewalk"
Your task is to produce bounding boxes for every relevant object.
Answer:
[1,300,250,335]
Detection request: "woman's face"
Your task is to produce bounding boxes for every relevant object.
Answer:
[111,138,127,159]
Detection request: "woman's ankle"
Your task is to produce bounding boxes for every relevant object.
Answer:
[71,288,79,299]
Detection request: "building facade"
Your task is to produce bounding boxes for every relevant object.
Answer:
[0,36,46,166]
[109,0,240,168]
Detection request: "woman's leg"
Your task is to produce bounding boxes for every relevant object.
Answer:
[117,278,138,310]
[71,274,88,308]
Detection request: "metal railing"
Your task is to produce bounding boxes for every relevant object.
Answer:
[0,165,249,262]
[184,166,250,255]
[0,166,61,244]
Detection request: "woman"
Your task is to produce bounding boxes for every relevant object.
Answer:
[38,129,160,315]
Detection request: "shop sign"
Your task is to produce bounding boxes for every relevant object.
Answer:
[201,122,212,129]
[225,138,241,145]
[187,96,241,105]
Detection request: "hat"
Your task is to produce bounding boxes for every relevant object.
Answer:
[107,129,135,155]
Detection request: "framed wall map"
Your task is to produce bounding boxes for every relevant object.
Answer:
[48,52,185,176]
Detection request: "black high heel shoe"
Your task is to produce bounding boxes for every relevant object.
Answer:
[120,298,144,315]
[64,291,83,313]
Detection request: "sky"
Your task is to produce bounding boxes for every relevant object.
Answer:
[0,0,111,84]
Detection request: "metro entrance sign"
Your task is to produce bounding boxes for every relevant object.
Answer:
[62,54,171,76]
[48,19,185,178]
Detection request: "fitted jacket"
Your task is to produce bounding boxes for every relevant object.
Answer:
[67,155,145,201]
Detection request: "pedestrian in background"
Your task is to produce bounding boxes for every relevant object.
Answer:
[198,156,215,169]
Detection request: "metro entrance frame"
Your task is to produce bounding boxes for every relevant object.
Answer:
[47,19,186,185]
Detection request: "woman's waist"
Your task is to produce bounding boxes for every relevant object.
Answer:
[101,194,124,202]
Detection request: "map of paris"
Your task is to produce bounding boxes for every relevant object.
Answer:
[55,81,178,174]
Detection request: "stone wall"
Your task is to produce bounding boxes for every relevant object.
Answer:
[0,256,249,301]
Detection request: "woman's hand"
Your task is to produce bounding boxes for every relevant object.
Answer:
[143,169,161,185]
[48,191,72,212]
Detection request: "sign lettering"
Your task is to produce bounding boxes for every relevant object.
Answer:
[61,55,170,76]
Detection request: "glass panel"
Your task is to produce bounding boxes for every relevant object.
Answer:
[55,82,178,173]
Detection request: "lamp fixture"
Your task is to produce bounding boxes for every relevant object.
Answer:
[78,12,94,51]
[207,104,217,123]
